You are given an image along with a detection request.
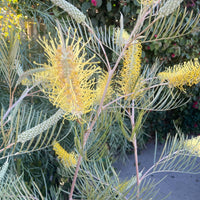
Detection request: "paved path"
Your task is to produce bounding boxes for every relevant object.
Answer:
[113,142,200,200]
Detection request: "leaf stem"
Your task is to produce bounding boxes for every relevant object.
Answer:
[69,155,82,200]
[0,142,15,154]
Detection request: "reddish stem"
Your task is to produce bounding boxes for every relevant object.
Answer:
[0,142,15,154]
[69,155,82,200]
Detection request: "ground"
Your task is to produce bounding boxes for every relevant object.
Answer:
[113,141,200,200]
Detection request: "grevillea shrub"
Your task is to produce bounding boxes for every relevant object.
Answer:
[0,0,200,199]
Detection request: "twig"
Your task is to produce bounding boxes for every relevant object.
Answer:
[0,86,35,127]
[0,142,15,153]
[103,81,169,109]
[69,156,82,200]
[140,150,184,182]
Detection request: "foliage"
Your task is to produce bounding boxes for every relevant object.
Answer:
[0,0,200,200]
[6,0,199,139]
[67,0,200,139]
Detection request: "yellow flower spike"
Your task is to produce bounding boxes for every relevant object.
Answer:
[53,141,77,168]
[184,136,200,157]
[137,0,155,6]
[35,29,101,120]
[117,41,143,100]
[95,72,113,104]
[158,58,200,91]
[2,0,18,3]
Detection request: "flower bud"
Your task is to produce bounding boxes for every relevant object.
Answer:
[17,109,65,143]
[50,0,86,23]
[159,0,183,17]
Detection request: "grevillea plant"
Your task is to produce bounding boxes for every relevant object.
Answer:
[0,0,200,199]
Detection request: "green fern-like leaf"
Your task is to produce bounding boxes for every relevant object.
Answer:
[0,103,66,161]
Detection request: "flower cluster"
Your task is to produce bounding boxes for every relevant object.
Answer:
[91,0,97,7]
[0,4,22,38]
[193,101,199,109]
[35,29,102,120]
[115,28,130,47]
[53,141,77,168]
[158,58,200,91]
[95,72,113,104]
[137,0,155,6]
[184,136,200,157]
[2,0,18,3]
[117,41,143,100]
